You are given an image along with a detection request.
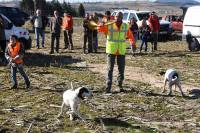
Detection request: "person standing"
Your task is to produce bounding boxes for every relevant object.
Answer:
[148,11,160,51]
[50,11,62,54]
[83,13,90,54]
[102,10,115,24]
[129,17,138,49]
[98,12,136,93]
[5,35,30,89]
[31,9,48,49]
[62,13,74,50]
[87,14,94,53]
[92,12,99,53]
[139,19,150,53]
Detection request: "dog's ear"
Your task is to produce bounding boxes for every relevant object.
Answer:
[159,71,166,76]
[78,87,89,100]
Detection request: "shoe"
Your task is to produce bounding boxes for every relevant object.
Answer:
[11,84,17,89]
[118,85,125,92]
[49,51,54,54]
[26,82,30,89]
[103,91,112,95]
[105,87,111,94]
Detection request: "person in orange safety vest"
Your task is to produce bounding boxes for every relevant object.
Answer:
[5,35,30,89]
[62,12,74,50]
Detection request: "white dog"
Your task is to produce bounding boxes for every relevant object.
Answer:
[160,69,185,96]
[58,86,92,121]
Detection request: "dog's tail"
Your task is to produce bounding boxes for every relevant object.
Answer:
[71,82,75,90]
[172,76,178,82]
[159,71,166,76]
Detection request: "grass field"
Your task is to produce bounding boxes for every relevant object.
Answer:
[0,17,200,133]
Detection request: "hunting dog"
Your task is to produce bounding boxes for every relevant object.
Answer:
[160,69,185,96]
[58,84,92,121]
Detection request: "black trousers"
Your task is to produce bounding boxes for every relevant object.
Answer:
[63,29,73,49]
[83,32,89,53]
[50,33,60,53]
[106,54,125,90]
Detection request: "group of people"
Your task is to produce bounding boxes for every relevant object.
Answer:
[129,11,160,53]
[82,10,160,93]
[30,9,74,54]
[0,9,160,94]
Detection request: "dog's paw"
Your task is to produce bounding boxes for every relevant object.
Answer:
[69,114,75,121]
[57,114,62,119]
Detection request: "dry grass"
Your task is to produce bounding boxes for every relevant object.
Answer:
[0,15,200,133]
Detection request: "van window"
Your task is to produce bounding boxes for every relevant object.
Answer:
[136,13,150,21]
[128,13,137,21]
[123,13,128,21]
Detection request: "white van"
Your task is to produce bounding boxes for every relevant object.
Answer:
[0,13,31,50]
[183,6,200,51]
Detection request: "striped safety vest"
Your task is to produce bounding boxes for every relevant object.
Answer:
[106,23,128,55]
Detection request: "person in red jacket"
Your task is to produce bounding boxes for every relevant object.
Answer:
[62,12,73,50]
[148,11,160,51]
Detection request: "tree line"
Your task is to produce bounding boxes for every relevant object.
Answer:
[20,0,85,17]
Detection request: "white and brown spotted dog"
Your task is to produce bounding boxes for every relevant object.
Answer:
[160,69,185,96]
[58,85,93,121]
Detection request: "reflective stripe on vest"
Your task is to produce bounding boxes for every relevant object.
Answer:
[8,41,23,64]
[106,23,128,55]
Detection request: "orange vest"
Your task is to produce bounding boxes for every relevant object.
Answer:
[8,41,23,64]
[62,15,73,30]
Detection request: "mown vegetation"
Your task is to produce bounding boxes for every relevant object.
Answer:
[0,19,200,133]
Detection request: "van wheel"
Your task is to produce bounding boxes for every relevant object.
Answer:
[188,38,200,52]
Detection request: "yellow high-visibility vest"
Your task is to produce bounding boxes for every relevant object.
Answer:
[106,23,128,55]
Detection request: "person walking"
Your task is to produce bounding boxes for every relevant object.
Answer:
[62,13,74,50]
[148,11,160,51]
[31,9,48,49]
[83,13,90,54]
[98,12,136,93]
[50,11,62,54]
[5,35,30,89]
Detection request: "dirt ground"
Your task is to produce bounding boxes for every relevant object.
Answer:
[1,4,200,132]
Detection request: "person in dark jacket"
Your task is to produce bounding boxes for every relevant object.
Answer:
[50,10,62,54]
[129,17,138,49]
[83,13,90,54]
[31,9,48,49]
[139,19,150,53]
